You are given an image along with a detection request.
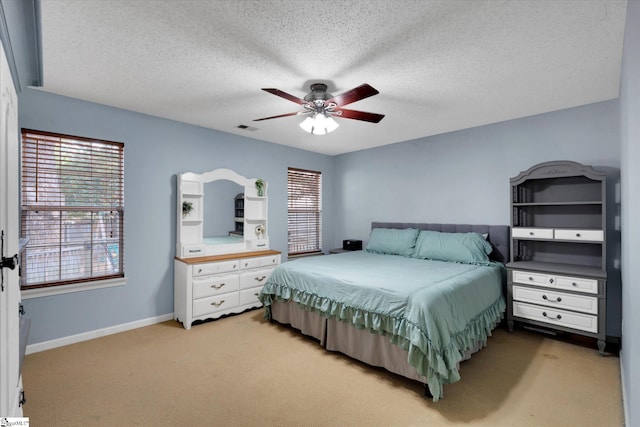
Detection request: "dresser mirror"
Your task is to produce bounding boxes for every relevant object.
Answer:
[203,179,244,243]
[177,168,269,257]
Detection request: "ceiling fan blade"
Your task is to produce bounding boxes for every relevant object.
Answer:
[253,111,303,121]
[333,108,385,123]
[326,83,379,107]
[261,88,307,105]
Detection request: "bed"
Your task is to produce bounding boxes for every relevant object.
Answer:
[258,222,510,401]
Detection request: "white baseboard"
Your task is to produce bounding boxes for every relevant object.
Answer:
[25,313,175,355]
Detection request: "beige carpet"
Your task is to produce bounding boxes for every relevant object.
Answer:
[22,310,623,426]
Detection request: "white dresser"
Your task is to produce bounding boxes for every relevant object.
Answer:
[174,250,280,329]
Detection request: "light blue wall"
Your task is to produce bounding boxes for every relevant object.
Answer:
[620,1,640,425]
[334,100,620,236]
[334,100,622,337]
[18,88,335,344]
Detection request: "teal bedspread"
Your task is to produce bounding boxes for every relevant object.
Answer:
[258,251,505,401]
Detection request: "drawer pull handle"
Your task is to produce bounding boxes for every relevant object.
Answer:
[542,311,562,320]
[572,282,578,286]
[211,283,225,290]
[245,262,249,267]
[254,292,259,297]
[255,276,266,281]
[576,233,581,237]
[542,295,562,302]
[210,300,225,307]
[549,278,554,284]
[198,269,202,273]
[529,232,534,236]
[189,249,201,253]
[529,277,534,281]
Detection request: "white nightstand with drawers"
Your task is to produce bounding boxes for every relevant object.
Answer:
[174,250,280,329]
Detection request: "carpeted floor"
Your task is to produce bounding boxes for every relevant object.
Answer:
[22,310,623,426]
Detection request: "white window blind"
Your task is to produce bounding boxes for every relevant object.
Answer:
[288,167,322,255]
[20,129,124,289]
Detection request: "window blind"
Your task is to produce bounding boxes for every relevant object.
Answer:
[287,167,322,255]
[20,129,124,289]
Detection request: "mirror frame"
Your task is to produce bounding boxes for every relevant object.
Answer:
[177,168,269,257]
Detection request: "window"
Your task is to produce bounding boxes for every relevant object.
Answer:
[288,167,322,255]
[20,129,124,290]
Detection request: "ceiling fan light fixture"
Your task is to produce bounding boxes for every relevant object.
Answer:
[299,113,339,135]
[324,116,339,133]
[256,83,383,134]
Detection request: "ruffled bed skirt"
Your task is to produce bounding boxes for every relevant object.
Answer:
[265,295,504,401]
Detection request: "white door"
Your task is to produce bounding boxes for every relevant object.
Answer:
[0,42,22,417]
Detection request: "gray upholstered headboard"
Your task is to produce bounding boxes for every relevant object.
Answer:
[371,222,510,264]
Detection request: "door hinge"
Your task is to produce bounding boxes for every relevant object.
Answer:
[1,254,17,270]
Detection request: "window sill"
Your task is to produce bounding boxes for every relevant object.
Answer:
[21,277,127,300]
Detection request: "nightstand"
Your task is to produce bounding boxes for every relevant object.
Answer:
[329,248,356,254]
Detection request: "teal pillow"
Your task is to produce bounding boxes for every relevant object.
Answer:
[413,230,493,265]
[365,228,419,257]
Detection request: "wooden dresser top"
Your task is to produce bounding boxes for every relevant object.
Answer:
[175,249,281,264]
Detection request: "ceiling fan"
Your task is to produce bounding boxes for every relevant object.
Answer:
[254,83,385,135]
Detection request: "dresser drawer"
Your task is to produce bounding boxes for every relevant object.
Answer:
[183,244,205,257]
[192,259,239,277]
[512,228,554,239]
[250,240,270,250]
[193,293,240,317]
[239,287,263,306]
[192,274,240,299]
[240,254,280,270]
[512,270,550,286]
[511,270,599,294]
[513,301,598,333]
[555,275,598,294]
[239,268,275,290]
[554,229,603,242]
[512,285,598,315]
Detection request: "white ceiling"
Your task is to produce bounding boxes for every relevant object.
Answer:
[38,0,627,156]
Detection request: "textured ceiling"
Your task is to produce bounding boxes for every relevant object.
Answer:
[38,0,627,156]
